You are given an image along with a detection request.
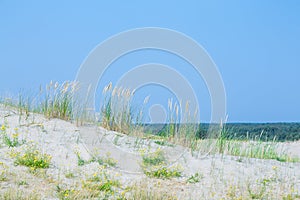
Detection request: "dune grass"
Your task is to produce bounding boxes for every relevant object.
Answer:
[0,81,90,125]
[100,83,148,135]
[0,81,299,163]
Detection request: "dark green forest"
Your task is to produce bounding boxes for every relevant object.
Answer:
[197,123,300,141]
[146,123,300,142]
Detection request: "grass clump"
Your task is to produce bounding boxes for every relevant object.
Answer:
[40,81,79,120]
[100,83,148,135]
[156,99,200,150]
[1,81,92,124]
[14,144,52,169]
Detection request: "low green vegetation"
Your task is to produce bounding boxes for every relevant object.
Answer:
[13,144,52,170]
[75,150,118,167]
[0,161,8,181]
[142,148,165,166]
[213,128,300,162]
[94,152,118,167]
[0,124,25,147]
[141,149,182,179]
[75,151,85,166]
[0,188,41,200]
[129,181,177,200]
[186,172,203,184]
[56,167,124,200]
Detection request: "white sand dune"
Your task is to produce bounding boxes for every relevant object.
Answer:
[0,105,299,199]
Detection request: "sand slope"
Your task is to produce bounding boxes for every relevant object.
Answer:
[0,105,299,199]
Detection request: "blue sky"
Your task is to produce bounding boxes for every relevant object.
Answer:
[0,1,299,122]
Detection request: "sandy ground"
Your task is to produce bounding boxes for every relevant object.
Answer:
[0,105,300,199]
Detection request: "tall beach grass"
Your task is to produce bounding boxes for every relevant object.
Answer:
[0,81,298,162]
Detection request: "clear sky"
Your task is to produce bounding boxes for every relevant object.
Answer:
[0,1,299,122]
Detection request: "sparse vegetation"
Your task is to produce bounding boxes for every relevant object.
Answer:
[0,80,92,125]
[75,150,118,167]
[129,181,178,200]
[212,128,300,162]
[0,188,41,200]
[57,167,124,200]
[94,152,118,167]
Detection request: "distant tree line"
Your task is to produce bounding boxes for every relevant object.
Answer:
[197,123,300,142]
[144,123,300,142]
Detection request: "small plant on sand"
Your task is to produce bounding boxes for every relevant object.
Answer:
[142,148,165,166]
[141,148,182,179]
[81,167,123,199]
[247,179,269,200]
[75,151,85,166]
[186,172,203,184]
[14,144,52,169]
[18,180,28,186]
[1,125,25,147]
[0,161,8,181]
[144,165,182,179]
[56,185,77,200]
[65,172,75,179]
[94,152,118,167]
[76,150,118,167]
